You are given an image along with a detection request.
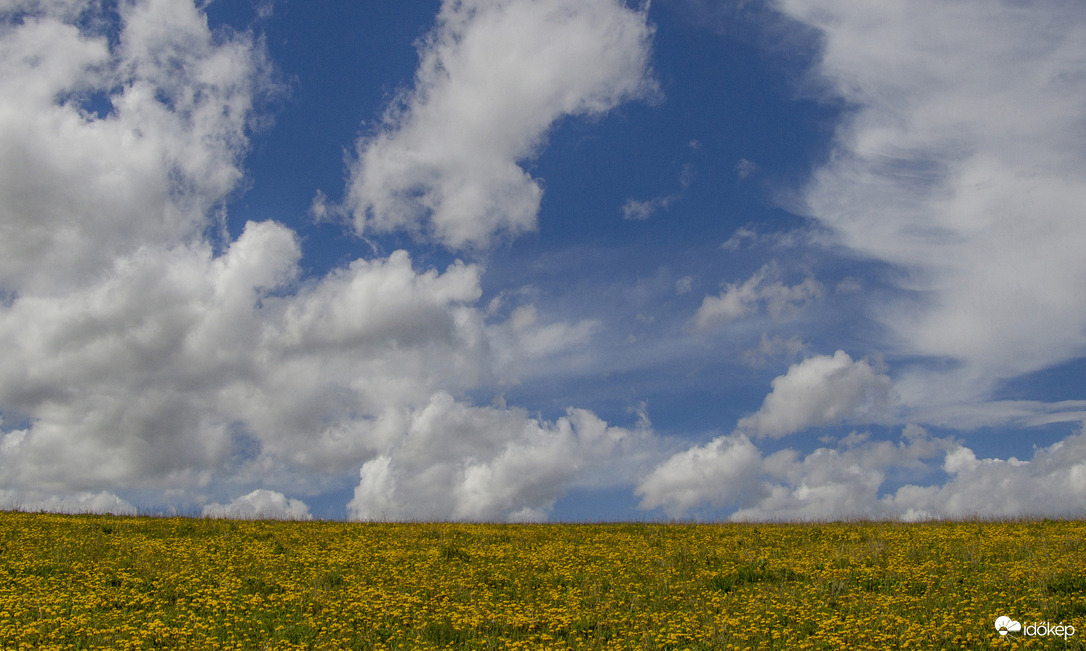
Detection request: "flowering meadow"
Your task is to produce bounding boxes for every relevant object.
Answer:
[0,512,1083,649]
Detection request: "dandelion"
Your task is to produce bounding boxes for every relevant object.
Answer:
[1,513,1083,648]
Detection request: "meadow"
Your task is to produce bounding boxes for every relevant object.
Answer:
[0,512,1083,650]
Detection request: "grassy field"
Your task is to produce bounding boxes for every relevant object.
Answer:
[0,512,1083,649]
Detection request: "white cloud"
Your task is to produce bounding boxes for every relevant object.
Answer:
[634,433,763,518]
[348,393,653,522]
[636,351,897,517]
[0,0,672,522]
[743,332,806,367]
[692,273,760,327]
[0,0,291,498]
[621,195,675,221]
[777,0,1086,407]
[0,0,89,21]
[0,489,138,515]
[692,265,824,331]
[721,226,758,251]
[834,277,863,294]
[486,304,602,381]
[621,164,691,220]
[639,422,1086,521]
[737,350,893,438]
[0,0,271,295]
[0,221,303,491]
[887,430,1086,520]
[729,425,946,521]
[203,489,313,520]
[0,235,490,494]
[871,397,1086,432]
[0,1,646,520]
[273,251,481,360]
[15,0,1081,525]
[746,425,1086,522]
[347,0,656,248]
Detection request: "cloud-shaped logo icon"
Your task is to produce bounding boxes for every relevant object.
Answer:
[996,616,1022,636]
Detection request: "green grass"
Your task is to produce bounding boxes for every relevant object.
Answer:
[0,512,1083,649]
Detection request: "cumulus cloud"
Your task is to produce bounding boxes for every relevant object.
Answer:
[636,426,934,520]
[13,0,1080,525]
[203,489,312,520]
[887,430,1086,521]
[729,425,947,521]
[636,349,895,516]
[348,393,653,522]
[777,0,1086,408]
[634,433,763,517]
[0,0,664,521]
[692,265,824,331]
[347,0,656,248]
[639,422,1086,521]
[738,350,893,438]
[0,0,288,496]
[736,425,1086,522]
[0,0,272,295]
[0,222,494,495]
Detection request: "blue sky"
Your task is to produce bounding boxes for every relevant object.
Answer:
[1,0,1085,521]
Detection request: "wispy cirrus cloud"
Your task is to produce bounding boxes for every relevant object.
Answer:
[5,0,1085,525]
[776,0,1086,415]
[633,0,1086,520]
